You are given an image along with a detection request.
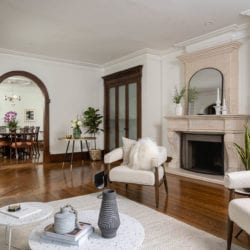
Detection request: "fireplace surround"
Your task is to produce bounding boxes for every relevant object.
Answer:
[166,115,250,174]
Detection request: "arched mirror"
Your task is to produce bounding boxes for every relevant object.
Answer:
[188,68,223,115]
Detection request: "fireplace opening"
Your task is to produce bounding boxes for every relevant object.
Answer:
[181,133,224,175]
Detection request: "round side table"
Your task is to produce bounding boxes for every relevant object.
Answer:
[0,202,53,250]
[29,210,145,250]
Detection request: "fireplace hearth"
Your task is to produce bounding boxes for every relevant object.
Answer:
[181,133,224,175]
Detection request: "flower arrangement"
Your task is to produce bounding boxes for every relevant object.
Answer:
[4,111,18,129]
[71,118,82,138]
[173,86,185,104]
[172,86,199,104]
[71,119,82,130]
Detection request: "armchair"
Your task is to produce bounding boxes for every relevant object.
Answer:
[224,171,250,250]
[104,142,168,208]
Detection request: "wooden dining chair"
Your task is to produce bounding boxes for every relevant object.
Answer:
[0,126,9,157]
[32,126,40,157]
[9,129,32,159]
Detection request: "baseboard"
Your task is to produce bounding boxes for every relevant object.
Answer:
[49,151,90,163]
[48,150,105,163]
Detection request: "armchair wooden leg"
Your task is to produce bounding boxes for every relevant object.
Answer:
[125,184,128,192]
[227,218,233,250]
[163,172,168,194]
[155,185,159,208]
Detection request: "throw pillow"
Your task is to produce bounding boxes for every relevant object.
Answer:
[122,137,137,165]
[128,137,159,171]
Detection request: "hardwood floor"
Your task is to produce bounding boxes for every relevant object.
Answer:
[0,158,248,249]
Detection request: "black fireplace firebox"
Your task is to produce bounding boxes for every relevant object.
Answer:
[181,133,224,175]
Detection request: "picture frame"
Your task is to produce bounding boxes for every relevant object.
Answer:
[25,109,35,122]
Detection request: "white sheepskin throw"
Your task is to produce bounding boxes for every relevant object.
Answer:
[128,138,159,170]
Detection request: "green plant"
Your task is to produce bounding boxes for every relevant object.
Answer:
[234,124,250,170]
[173,86,185,104]
[188,87,199,104]
[82,107,103,149]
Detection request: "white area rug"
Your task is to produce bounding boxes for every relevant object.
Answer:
[0,192,245,250]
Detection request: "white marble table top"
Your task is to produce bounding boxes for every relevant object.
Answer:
[0,202,53,226]
[29,210,145,250]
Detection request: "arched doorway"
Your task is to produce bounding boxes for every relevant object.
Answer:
[0,71,50,162]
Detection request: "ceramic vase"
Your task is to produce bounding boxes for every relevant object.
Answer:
[98,189,120,238]
[175,103,183,116]
[73,127,81,139]
[54,206,76,234]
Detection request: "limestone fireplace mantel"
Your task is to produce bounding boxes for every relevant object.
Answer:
[165,115,250,173]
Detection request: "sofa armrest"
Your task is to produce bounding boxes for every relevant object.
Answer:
[104,147,123,164]
[224,171,250,189]
[152,146,167,167]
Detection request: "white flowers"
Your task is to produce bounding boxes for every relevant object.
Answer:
[71,119,82,129]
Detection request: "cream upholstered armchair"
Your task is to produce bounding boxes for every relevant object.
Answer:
[104,138,168,208]
[224,171,250,250]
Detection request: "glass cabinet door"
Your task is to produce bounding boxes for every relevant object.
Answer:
[128,83,137,140]
[109,87,116,150]
[104,66,142,151]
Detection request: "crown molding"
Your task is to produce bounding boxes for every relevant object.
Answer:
[102,48,162,68]
[178,41,241,63]
[0,48,103,71]
[174,23,249,52]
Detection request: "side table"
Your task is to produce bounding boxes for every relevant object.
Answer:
[59,137,96,171]
[0,202,53,250]
[29,210,145,250]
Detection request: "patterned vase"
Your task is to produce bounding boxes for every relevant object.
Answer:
[73,127,81,139]
[98,189,120,238]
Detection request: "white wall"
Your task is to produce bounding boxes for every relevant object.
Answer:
[0,53,103,154]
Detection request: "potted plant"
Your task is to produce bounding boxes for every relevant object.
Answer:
[234,124,250,170]
[4,111,18,130]
[172,86,185,115]
[187,87,199,104]
[82,107,103,160]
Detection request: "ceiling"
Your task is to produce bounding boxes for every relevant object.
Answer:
[0,0,250,65]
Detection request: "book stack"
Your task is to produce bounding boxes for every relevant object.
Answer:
[42,221,94,246]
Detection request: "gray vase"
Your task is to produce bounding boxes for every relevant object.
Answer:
[98,189,120,238]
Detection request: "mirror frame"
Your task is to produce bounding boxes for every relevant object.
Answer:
[0,71,50,162]
[187,67,224,115]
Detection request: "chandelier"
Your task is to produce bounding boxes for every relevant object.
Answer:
[4,79,22,105]
[5,95,21,102]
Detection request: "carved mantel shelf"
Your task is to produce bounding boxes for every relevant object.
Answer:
[166,115,250,133]
[165,115,250,173]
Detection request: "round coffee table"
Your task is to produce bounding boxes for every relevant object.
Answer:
[29,210,145,250]
[0,202,53,250]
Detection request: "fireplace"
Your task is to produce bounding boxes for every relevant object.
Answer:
[166,115,250,176]
[181,133,224,175]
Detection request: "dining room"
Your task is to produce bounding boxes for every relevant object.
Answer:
[0,75,44,162]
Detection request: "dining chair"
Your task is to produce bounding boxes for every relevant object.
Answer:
[9,129,32,159]
[31,126,40,157]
